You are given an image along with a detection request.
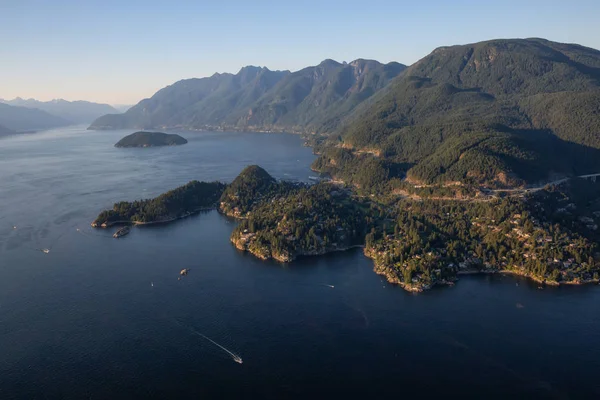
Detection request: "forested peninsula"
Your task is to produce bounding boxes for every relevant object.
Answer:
[91,181,225,227]
[93,165,600,291]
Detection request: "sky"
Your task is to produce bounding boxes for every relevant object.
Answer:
[1,0,600,105]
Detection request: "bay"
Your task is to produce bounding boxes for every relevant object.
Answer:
[0,127,599,399]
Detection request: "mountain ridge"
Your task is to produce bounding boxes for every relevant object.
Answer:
[312,38,600,189]
[2,97,119,124]
[0,102,70,132]
[88,59,406,133]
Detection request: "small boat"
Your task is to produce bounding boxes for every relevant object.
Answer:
[180,268,190,276]
[42,249,50,254]
[113,226,131,238]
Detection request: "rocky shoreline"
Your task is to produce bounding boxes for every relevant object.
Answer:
[231,232,363,263]
[366,247,599,293]
[91,206,215,228]
[499,269,599,287]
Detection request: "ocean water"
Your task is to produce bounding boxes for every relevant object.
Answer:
[0,127,599,399]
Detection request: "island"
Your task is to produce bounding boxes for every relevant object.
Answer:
[114,131,188,148]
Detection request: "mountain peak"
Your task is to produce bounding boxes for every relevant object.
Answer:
[2,97,119,125]
[238,65,270,74]
[89,57,405,132]
[318,59,342,68]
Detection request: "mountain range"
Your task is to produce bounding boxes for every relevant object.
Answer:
[12,37,600,188]
[1,98,118,125]
[89,59,406,132]
[0,102,70,134]
[90,38,600,187]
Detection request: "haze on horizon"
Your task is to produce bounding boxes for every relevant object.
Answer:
[1,0,599,105]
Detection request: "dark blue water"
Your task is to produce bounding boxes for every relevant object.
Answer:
[0,127,599,399]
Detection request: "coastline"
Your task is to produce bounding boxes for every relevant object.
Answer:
[231,233,363,263]
[91,206,216,228]
[369,256,599,293]
[88,124,315,136]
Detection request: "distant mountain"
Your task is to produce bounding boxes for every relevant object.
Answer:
[0,103,70,132]
[2,98,118,124]
[90,66,289,130]
[89,60,406,133]
[112,104,133,113]
[313,38,600,188]
[0,123,15,137]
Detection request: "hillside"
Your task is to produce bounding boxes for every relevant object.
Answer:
[89,66,290,130]
[314,38,600,188]
[0,123,15,137]
[0,103,70,132]
[114,131,188,148]
[232,59,406,133]
[2,98,118,124]
[219,165,277,216]
[88,60,405,133]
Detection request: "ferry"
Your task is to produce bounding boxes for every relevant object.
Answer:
[113,226,131,238]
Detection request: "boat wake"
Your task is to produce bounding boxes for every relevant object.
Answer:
[76,227,112,239]
[17,224,72,254]
[177,321,243,364]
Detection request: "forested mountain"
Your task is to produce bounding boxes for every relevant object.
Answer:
[219,165,277,216]
[237,59,406,133]
[90,66,290,130]
[0,103,70,132]
[314,38,600,188]
[88,60,406,132]
[1,98,118,124]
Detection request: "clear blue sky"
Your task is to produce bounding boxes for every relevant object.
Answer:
[1,0,599,105]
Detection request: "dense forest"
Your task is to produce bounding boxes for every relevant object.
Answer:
[229,183,369,262]
[114,131,188,148]
[219,165,278,217]
[92,181,225,227]
[92,163,600,291]
[313,39,600,187]
[365,180,600,291]
[222,168,600,289]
